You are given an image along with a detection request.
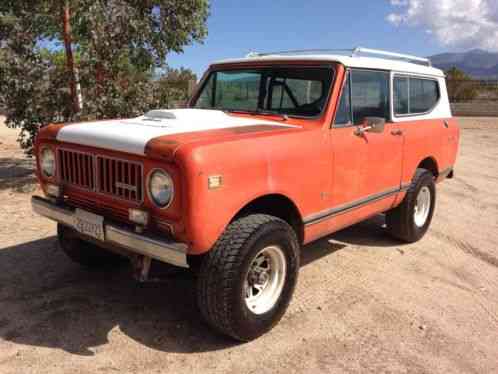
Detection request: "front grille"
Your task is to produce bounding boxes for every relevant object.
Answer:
[57,149,143,204]
[58,149,95,190]
[96,156,143,203]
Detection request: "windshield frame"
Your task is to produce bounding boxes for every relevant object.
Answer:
[189,63,337,120]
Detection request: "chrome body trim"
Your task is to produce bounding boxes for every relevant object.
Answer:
[304,186,403,226]
[31,196,188,268]
[303,169,451,227]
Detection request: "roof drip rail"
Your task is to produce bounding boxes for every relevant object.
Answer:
[246,47,432,66]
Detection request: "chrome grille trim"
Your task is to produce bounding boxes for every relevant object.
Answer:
[58,148,96,191]
[56,148,144,204]
[96,155,144,203]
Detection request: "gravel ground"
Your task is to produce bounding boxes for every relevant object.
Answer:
[0,116,497,374]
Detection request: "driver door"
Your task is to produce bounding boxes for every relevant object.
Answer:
[330,69,403,225]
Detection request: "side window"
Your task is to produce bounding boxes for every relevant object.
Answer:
[334,72,351,126]
[393,76,440,116]
[350,70,390,124]
[394,77,409,115]
[410,78,439,113]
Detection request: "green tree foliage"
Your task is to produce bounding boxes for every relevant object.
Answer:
[153,67,197,108]
[0,0,208,153]
[446,67,479,102]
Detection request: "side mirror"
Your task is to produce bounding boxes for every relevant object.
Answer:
[354,117,386,136]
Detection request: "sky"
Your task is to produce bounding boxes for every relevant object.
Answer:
[167,0,498,77]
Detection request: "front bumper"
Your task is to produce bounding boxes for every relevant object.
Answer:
[31,196,189,268]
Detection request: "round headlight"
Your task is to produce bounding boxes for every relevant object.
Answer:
[40,147,56,178]
[148,169,174,208]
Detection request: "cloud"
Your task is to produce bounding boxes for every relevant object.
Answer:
[387,0,498,51]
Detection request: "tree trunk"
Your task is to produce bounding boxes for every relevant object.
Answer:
[62,1,80,113]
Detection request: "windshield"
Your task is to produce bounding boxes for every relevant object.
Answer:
[192,66,334,118]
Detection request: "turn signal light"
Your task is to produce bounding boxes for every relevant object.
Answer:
[129,209,149,226]
[46,184,61,198]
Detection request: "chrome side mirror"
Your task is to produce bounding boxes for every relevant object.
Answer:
[354,117,386,136]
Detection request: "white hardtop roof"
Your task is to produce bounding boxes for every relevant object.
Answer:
[213,48,445,78]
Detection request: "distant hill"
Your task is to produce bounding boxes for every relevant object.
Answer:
[429,49,498,78]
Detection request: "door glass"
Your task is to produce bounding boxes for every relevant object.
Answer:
[334,73,351,126]
[351,70,390,124]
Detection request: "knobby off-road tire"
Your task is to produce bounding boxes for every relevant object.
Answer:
[386,168,436,243]
[197,214,300,341]
[57,224,125,269]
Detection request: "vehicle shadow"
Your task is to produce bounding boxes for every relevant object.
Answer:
[0,157,36,191]
[0,236,236,355]
[329,214,404,248]
[0,216,401,355]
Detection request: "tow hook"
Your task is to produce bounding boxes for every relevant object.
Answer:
[131,255,152,282]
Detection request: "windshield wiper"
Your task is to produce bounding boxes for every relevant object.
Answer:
[223,109,256,115]
[223,109,289,121]
[254,110,289,121]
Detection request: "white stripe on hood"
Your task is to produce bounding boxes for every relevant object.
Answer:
[56,109,297,155]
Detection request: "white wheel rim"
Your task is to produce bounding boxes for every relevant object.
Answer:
[244,245,287,315]
[414,186,431,227]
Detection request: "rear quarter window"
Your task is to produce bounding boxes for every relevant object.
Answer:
[410,79,439,113]
[393,76,440,116]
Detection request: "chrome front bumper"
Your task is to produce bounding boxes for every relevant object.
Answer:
[31,196,189,268]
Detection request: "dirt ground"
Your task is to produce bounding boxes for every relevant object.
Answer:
[0,116,497,374]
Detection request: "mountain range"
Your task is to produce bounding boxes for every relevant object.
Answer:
[429,49,498,78]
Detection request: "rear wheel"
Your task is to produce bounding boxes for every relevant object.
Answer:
[57,224,126,269]
[386,168,436,243]
[197,214,300,341]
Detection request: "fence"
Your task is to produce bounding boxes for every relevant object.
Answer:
[448,79,498,117]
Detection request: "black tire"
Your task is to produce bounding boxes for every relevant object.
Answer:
[386,168,436,243]
[197,214,300,341]
[57,224,126,269]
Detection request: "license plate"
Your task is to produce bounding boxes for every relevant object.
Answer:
[73,209,105,241]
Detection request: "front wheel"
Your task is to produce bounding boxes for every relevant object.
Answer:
[197,214,300,341]
[386,168,436,243]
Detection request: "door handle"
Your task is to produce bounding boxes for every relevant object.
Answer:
[391,128,403,136]
[354,126,373,136]
[444,121,449,128]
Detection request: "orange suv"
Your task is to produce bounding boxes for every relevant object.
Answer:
[33,48,459,341]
